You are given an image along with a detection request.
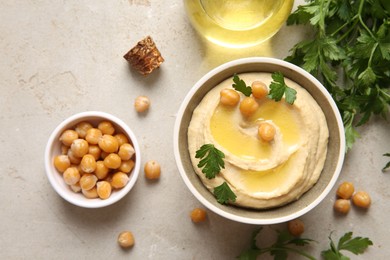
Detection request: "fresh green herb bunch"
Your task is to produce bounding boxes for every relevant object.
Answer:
[286,0,390,150]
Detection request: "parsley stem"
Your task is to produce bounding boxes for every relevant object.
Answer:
[258,246,316,260]
[357,0,376,39]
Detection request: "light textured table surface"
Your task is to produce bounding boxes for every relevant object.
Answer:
[1,0,389,259]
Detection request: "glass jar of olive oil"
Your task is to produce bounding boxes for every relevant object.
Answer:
[184,0,294,48]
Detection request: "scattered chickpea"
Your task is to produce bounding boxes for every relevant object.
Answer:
[118,231,135,248]
[144,160,161,180]
[258,122,276,142]
[334,199,351,214]
[287,219,305,237]
[98,134,119,153]
[59,129,78,146]
[134,95,150,113]
[54,155,71,173]
[74,121,93,139]
[251,81,268,99]
[352,191,371,209]
[239,97,259,117]
[190,208,207,223]
[220,88,240,106]
[98,120,115,135]
[111,172,129,189]
[336,182,355,199]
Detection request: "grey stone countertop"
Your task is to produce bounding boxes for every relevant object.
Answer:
[0,0,389,259]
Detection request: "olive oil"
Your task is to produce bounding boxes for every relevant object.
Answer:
[184,0,294,48]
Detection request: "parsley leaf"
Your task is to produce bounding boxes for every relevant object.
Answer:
[382,153,390,172]
[213,182,236,204]
[267,72,297,105]
[195,144,225,179]
[321,231,373,260]
[232,74,252,97]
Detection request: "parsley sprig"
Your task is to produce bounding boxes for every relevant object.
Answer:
[285,0,390,150]
[321,231,373,259]
[238,229,373,260]
[195,144,236,204]
[195,144,225,179]
[268,71,297,105]
[233,74,252,97]
[238,228,316,260]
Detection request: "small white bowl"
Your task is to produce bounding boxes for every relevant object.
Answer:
[45,111,141,208]
[174,57,345,224]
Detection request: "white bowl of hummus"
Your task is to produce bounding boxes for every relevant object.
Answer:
[174,57,345,224]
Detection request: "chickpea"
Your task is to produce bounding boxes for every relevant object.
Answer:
[85,128,102,145]
[190,208,207,223]
[258,122,276,142]
[251,81,268,99]
[82,187,98,199]
[118,143,135,161]
[352,191,371,209]
[80,154,97,173]
[67,149,81,164]
[336,181,354,199]
[70,182,81,193]
[118,231,135,248]
[98,121,115,135]
[95,161,110,180]
[134,95,150,113]
[111,172,129,189]
[120,160,135,173]
[79,173,98,191]
[54,155,71,173]
[287,219,305,237]
[220,89,240,106]
[74,121,93,138]
[63,167,80,186]
[239,97,259,117]
[88,145,101,160]
[115,133,129,147]
[59,129,78,147]
[98,134,119,153]
[96,181,112,200]
[104,153,122,169]
[70,139,89,158]
[144,160,161,180]
[334,199,351,214]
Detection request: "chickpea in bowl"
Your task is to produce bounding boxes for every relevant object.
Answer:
[45,111,141,208]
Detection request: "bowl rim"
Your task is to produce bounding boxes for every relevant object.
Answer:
[173,57,345,224]
[44,111,141,208]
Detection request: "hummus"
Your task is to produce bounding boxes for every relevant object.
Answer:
[188,72,329,209]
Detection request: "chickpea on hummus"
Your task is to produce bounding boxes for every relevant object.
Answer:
[188,72,329,209]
